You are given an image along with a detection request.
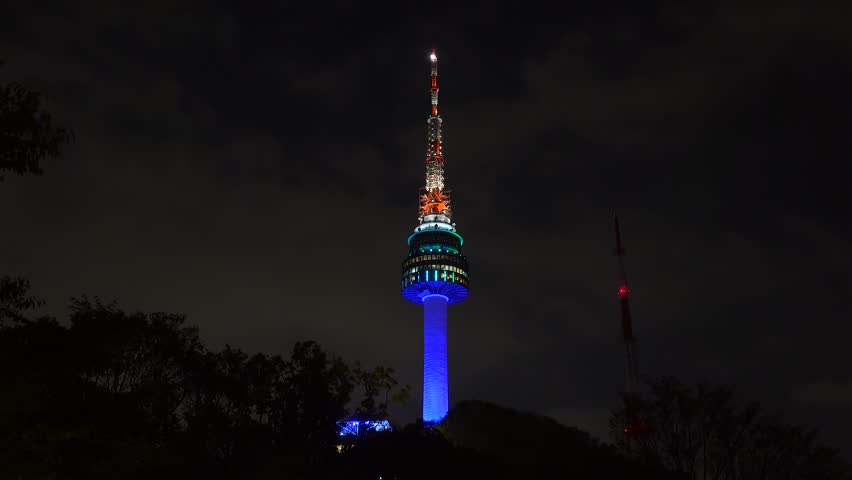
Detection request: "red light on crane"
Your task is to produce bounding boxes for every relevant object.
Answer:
[618,285,629,297]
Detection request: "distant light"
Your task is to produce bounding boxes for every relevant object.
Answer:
[430,53,437,62]
[618,285,629,297]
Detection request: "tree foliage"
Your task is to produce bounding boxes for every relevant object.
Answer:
[610,377,852,480]
[0,62,72,180]
[0,279,408,479]
[0,275,44,324]
[4,277,848,479]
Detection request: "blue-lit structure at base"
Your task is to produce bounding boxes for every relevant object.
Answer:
[400,50,470,424]
[337,419,393,437]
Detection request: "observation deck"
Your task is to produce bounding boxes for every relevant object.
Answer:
[401,223,469,305]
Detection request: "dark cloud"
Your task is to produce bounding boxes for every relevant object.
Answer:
[2,0,851,457]
[793,380,852,407]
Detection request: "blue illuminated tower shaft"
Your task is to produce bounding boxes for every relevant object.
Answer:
[422,294,449,421]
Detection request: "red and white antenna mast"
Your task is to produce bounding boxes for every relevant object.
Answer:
[614,215,639,396]
[420,50,451,223]
[429,50,439,118]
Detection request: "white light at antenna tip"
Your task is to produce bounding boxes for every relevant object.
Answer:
[430,53,437,62]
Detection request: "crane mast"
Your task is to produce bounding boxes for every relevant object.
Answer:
[615,215,639,396]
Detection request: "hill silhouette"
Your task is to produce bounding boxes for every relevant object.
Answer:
[335,400,681,479]
[438,400,679,478]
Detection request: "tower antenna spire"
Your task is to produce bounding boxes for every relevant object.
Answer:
[421,50,449,222]
[430,49,439,117]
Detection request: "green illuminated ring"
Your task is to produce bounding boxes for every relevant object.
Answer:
[407,229,464,246]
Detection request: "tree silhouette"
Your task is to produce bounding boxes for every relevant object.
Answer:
[610,377,852,480]
[4,278,847,479]
[0,275,44,323]
[0,279,409,479]
[0,61,72,180]
[352,363,411,419]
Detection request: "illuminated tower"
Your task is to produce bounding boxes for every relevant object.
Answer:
[400,50,469,424]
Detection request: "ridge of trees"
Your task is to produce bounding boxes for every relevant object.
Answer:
[2,278,851,479]
[0,276,407,478]
[610,377,852,479]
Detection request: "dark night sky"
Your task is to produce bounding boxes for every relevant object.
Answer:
[2,1,851,454]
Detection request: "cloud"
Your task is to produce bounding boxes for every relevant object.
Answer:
[792,380,852,407]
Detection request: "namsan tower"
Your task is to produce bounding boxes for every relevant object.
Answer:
[400,50,470,424]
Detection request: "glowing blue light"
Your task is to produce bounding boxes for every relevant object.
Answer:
[336,419,393,437]
[422,294,449,422]
[401,279,468,305]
